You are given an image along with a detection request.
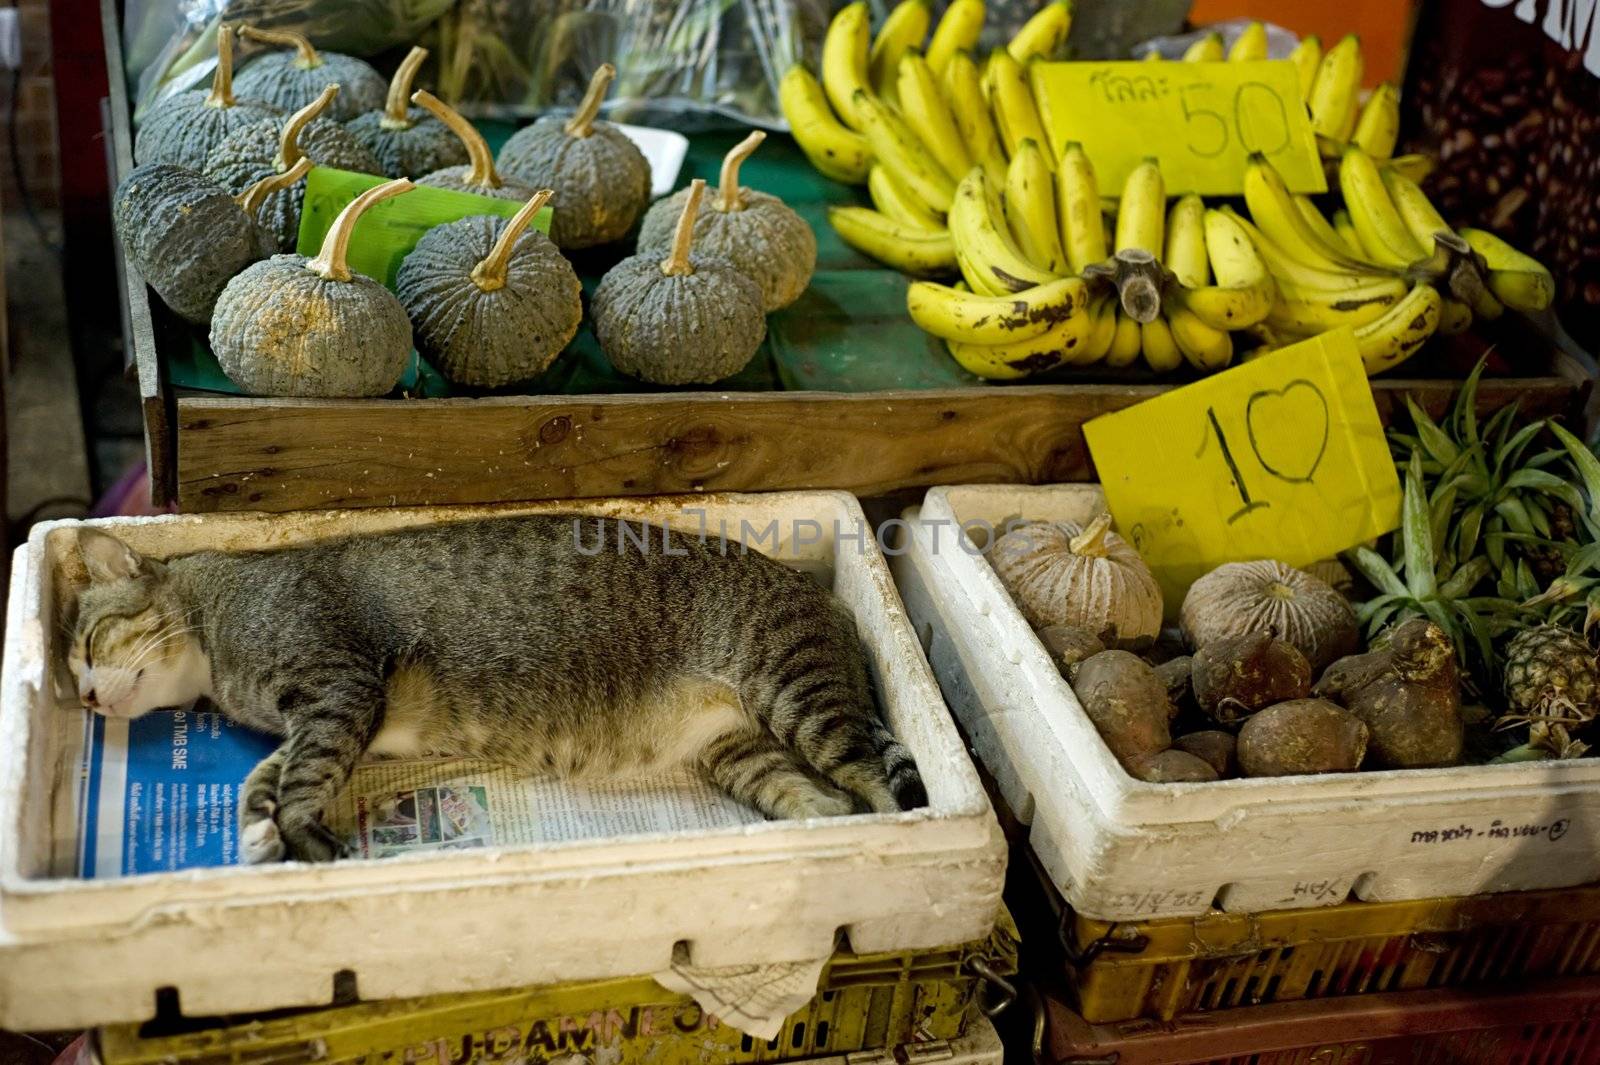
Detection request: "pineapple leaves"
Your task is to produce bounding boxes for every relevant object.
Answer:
[1548,420,1600,533]
[1406,395,1460,466]
[1347,546,1408,598]
[1403,451,1437,600]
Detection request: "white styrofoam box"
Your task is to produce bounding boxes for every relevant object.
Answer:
[617,124,690,198]
[0,493,1004,1031]
[891,483,1600,922]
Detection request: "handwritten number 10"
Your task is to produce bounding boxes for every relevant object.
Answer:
[1203,409,1270,524]
[1180,82,1291,159]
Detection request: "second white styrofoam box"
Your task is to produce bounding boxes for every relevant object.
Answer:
[890,483,1600,922]
[0,493,1005,1031]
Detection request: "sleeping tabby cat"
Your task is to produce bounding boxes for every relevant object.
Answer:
[66,517,925,863]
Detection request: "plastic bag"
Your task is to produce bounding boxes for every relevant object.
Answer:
[434,0,830,129]
[125,0,456,117]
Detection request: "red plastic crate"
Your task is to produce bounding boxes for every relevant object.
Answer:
[1034,977,1600,1064]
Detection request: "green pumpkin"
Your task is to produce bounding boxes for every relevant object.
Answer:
[495,64,650,249]
[396,190,584,388]
[135,25,278,170]
[410,91,540,202]
[592,180,766,385]
[204,84,382,252]
[637,131,816,312]
[211,179,416,397]
[344,46,467,179]
[232,25,386,122]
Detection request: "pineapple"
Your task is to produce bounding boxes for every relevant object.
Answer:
[1500,624,1600,727]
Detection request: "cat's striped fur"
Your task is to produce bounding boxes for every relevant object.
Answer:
[68,517,925,863]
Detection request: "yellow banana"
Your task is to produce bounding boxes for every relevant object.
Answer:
[868,0,931,103]
[1289,34,1321,99]
[1459,227,1556,312]
[1386,153,1435,184]
[1079,294,1118,362]
[1008,0,1072,63]
[1222,206,1391,292]
[925,0,983,78]
[1266,276,1408,335]
[854,89,955,212]
[1439,297,1473,335]
[1114,157,1165,255]
[1293,194,1353,256]
[944,340,1032,379]
[1244,153,1380,273]
[1168,302,1234,371]
[828,207,956,274]
[822,2,873,130]
[949,167,1061,292]
[1357,283,1442,375]
[1309,34,1363,142]
[1141,315,1183,371]
[1005,139,1067,273]
[1183,32,1224,62]
[1106,309,1143,367]
[1228,21,1269,62]
[1164,193,1210,287]
[1469,286,1506,321]
[868,164,943,230]
[1380,167,1453,256]
[946,305,1094,377]
[1331,208,1364,256]
[942,51,1007,185]
[1340,145,1426,268]
[907,275,1088,343]
[1056,141,1107,273]
[1352,82,1400,160]
[780,66,872,184]
[897,51,971,182]
[984,49,1050,161]
[1172,208,1275,330]
[956,248,1007,295]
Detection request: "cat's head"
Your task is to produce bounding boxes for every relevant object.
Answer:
[67,529,208,719]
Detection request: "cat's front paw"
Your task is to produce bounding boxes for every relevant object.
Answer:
[240,815,285,864]
[280,818,350,863]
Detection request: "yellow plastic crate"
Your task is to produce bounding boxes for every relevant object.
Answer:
[94,919,1018,1065]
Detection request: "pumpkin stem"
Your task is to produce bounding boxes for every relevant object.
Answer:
[234,156,312,215]
[305,178,414,282]
[1069,513,1113,558]
[716,130,765,212]
[412,90,500,188]
[382,46,428,128]
[276,83,338,172]
[1266,581,1297,601]
[661,179,705,277]
[238,25,322,69]
[205,24,238,109]
[563,63,615,138]
[471,188,553,293]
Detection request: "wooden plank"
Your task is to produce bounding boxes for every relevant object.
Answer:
[173,375,1585,513]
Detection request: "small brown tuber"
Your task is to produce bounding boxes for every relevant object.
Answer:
[1174,730,1237,776]
[1237,699,1368,777]
[1128,749,1220,783]
[1069,650,1174,771]
[1036,624,1106,674]
[1312,618,1463,769]
[1154,655,1194,720]
[1191,631,1312,726]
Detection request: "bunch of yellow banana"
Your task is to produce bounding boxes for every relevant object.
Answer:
[783,0,1073,276]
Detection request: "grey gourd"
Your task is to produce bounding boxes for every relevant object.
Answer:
[396,189,584,388]
[345,46,467,179]
[637,132,816,312]
[410,91,539,202]
[231,25,386,122]
[495,64,650,249]
[204,84,382,252]
[211,178,416,397]
[113,158,310,324]
[591,179,766,385]
[134,25,278,170]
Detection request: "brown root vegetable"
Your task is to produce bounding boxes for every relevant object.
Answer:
[1181,560,1359,673]
[1069,650,1174,770]
[1191,632,1312,726]
[1237,699,1368,777]
[1312,618,1463,769]
[1036,624,1106,674]
[1128,749,1220,783]
[1153,655,1193,718]
[1174,730,1237,776]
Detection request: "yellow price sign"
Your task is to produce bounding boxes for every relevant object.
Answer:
[1030,60,1326,196]
[1083,329,1400,609]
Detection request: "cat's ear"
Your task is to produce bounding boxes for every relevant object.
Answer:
[78,529,157,583]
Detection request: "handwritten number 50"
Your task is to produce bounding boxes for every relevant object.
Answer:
[1180,82,1290,159]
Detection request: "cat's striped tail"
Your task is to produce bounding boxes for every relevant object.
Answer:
[873,723,928,810]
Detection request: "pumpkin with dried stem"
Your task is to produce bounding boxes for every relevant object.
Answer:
[232,25,386,121]
[210,179,415,397]
[345,47,467,179]
[114,159,308,323]
[592,179,766,385]
[411,91,538,201]
[396,189,583,387]
[637,132,816,312]
[496,64,650,249]
[204,84,382,252]
[135,25,278,169]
